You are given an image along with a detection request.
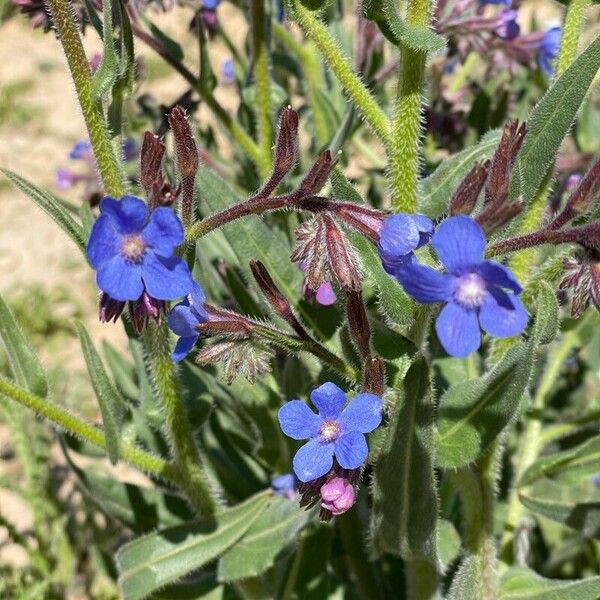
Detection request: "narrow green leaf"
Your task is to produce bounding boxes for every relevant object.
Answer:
[512,36,600,204]
[143,16,184,61]
[1,169,86,253]
[447,555,479,600]
[0,294,47,397]
[91,0,119,100]
[218,496,310,581]
[117,492,269,600]
[419,130,501,218]
[519,435,600,487]
[500,567,600,600]
[437,519,461,571]
[371,357,438,560]
[518,492,600,538]
[76,321,125,464]
[436,283,558,468]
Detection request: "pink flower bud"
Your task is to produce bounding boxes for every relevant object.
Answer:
[320,477,356,516]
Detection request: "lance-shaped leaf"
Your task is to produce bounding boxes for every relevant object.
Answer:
[91,0,119,100]
[519,435,600,487]
[511,36,600,205]
[500,567,600,600]
[371,357,439,560]
[218,496,310,581]
[76,321,126,465]
[0,294,47,397]
[117,492,269,600]
[419,130,501,218]
[447,555,480,600]
[436,282,559,469]
[518,491,600,539]
[2,169,86,253]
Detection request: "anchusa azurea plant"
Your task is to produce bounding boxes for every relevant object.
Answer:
[2,0,600,598]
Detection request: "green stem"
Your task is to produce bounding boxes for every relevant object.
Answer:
[251,0,273,177]
[556,0,591,78]
[143,322,218,515]
[0,375,180,484]
[499,311,595,564]
[45,0,126,198]
[390,0,431,212]
[405,558,440,600]
[290,0,391,148]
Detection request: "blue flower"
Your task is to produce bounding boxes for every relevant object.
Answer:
[397,215,528,357]
[478,0,511,5]
[202,0,219,8]
[538,27,561,76]
[221,58,234,84]
[377,213,433,277]
[167,282,208,361]
[69,140,92,160]
[86,195,192,302]
[496,9,520,41]
[121,137,138,162]
[271,473,298,499]
[278,382,382,483]
[594,473,600,487]
[55,168,75,190]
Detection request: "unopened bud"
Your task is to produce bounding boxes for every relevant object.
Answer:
[346,290,371,358]
[565,159,600,217]
[332,202,386,241]
[450,161,489,216]
[99,293,125,324]
[363,355,385,396]
[298,150,338,196]
[323,215,361,291]
[273,107,299,177]
[320,477,356,516]
[169,105,199,180]
[140,132,166,200]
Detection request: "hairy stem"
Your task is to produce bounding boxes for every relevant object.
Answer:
[499,311,594,564]
[556,0,591,78]
[45,0,126,198]
[0,375,181,484]
[290,0,391,148]
[143,322,218,514]
[251,0,273,176]
[390,0,431,212]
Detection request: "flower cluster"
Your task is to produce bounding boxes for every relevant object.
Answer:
[378,215,528,357]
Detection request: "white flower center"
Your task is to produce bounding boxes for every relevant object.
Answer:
[121,234,147,263]
[454,273,487,309]
[319,419,341,442]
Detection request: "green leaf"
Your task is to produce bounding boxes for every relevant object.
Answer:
[419,130,501,218]
[519,435,600,487]
[500,567,600,600]
[1,169,86,253]
[91,0,119,100]
[518,491,600,539]
[437,519,461,571]
[512,36,600,204]
[218,496,310,581]
[0,294,47,397]
[143,16,184,61]
[447,555,479,600]
[371,357,438,560]
[117,492,269,600]
[436,283,559,468]
[76,321,126,464]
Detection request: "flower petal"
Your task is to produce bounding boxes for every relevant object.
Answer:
[435,300,481,357]
[310,382,347,418]
[100,196,149,233]
[315,282,336,305]
[338,393,382,433]
[475,261,522,293]
[142,207,184,257]
[86,214,120,268]
[167,302,198,337]
[479,290,528,338]
[171,335,198,363]
[278,400,322,440]
[432,215,486,274]
[334,431,368,470]
[377,214,420,259]
[293,439,334,482]
[141,253,193,300]
[96,255,143,301]
[398,262,455,303]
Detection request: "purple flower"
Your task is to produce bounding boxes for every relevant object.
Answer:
[55,168,75,190]
[377,213,433,277]
[538,27,561,76]
[397,216,528,357]
[167,282,208,361]
[315,281,336,306]
[478,0,511,4]
[271,473,298,499]
[86,195,192,302]
[594,473,600,487]
[69,140,93,161]
[495,9,520,41]
[121,138,138,162]
[202,0,219,8]
[320,477,356,515]
[278,382,382,483]
[221,58,235,84]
